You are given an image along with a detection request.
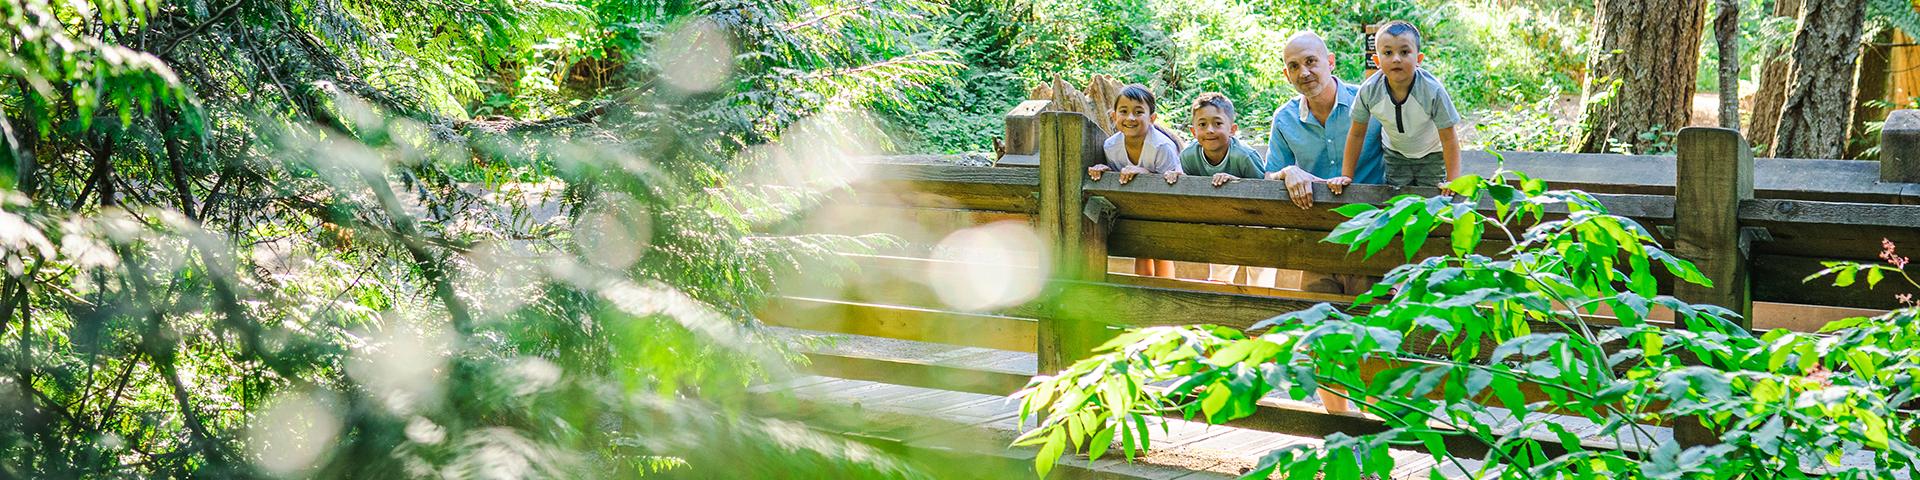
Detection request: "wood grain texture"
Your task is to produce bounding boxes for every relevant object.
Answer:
[1107,219,1512,276]
[1673,127,1755,327]
[798,352,1033,397]
[1036,111,1110,371]
[1881,110,1920,183]
[759,296,1039,352]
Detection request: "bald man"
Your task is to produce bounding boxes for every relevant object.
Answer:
[1263,32,1386,209]
[1262,32,1385,297]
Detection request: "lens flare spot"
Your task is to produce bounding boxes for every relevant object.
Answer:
[926,221,1048,312]
[246,391,341,477]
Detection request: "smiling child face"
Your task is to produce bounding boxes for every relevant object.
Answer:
[1110,95,1152,139]
[1189,105,1236,154]
[1374,31,1424,84]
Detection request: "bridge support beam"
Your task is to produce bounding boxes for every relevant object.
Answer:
[1036,111,1116,373]
[1882,109,1920,184]
[1672,126,1756,447]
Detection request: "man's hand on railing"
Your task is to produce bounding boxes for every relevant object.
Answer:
[1266,165,1320,209]
[1087,164,1110,181]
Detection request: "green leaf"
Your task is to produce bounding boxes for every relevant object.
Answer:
[1849,350,1879,378]
[1403,207,1439,261]
[1767,339,1794,372]
[1447,174,1483,198]
[1628,252,1655,297]
[1864,411,1890,449]
[1364,203,1419,258]
[1067,414,1085,450]
[1201,382,1230,420]
[1331,203,1379,217]
[1492,374,1527,421]
[1521,177,1548,196]
[1087,426,1116,462]
[1451,210,1483,256]
[1835,267,1857,287]
[1036,428,1065,477]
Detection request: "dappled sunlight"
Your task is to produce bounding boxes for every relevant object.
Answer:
[246,390,342,477]
[445,427,574,479]
[745,110,883,191]
[459,241,550,317]
[346,315,455,415]
[571,194,652,271]
[657,17,734,94]
[927,221,1048,313]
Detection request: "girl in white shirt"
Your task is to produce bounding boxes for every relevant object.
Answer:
[1089,84,1183,278]
[1091,84,1183,184]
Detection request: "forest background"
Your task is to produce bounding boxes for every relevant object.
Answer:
[886,0,1919,158]
[3,0,1919,478]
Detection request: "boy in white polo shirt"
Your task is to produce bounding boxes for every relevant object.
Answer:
[1328,20,1462,192]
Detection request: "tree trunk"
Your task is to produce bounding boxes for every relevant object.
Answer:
[1848,29,1893,159]
[1771,0,1867,159]
[1746,0,1801,154]
[1714,0,1740,130]
[1574,0,1709,153]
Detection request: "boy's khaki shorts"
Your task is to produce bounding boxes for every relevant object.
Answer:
[1385,149,1446,188]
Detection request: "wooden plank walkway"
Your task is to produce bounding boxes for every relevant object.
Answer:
[755,328,1902,478]
[752,328,1502,478]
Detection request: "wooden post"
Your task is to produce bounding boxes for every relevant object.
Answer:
[1674,126,1755,324]
[997,100,1052,167]
[1672,126,1755,446]
[1036,111,1113,372]
[1881,109,1920,183]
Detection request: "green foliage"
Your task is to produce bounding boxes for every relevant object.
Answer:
[1017,166,1920,478]
[889,0,1590,154]
[0,0,962,477]
[1468,85,1579,152]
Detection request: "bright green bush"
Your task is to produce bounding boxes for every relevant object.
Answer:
[1016,169,1920,478]
[888,0,1592,154]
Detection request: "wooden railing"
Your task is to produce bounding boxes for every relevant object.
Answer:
[759,110,1920,460]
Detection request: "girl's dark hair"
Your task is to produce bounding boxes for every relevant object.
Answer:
[1114,83,1184,151]
[1117,84,1158,115]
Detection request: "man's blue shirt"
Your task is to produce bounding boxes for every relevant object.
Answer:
[1265,79,1386,184]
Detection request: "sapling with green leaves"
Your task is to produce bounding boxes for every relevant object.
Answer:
[1015,165,1920,478]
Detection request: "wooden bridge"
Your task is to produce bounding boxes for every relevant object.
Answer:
[747,110,1920,478]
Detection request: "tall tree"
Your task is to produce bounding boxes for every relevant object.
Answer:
[1747,0,1804,154]
[1772,0,1868,159]
[1573,0,1709,153]
[1849,29,1894,159]
[1715,0,1741,130]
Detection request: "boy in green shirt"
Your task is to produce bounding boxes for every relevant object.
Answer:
[1166,92,1266,186]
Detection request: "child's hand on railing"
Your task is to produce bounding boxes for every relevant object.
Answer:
[1163,170,1182,185]
[1118,165,1149,185]
[1325,176,1353,195]
[1210,172,1236,187]
[1087,164,1110,181]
